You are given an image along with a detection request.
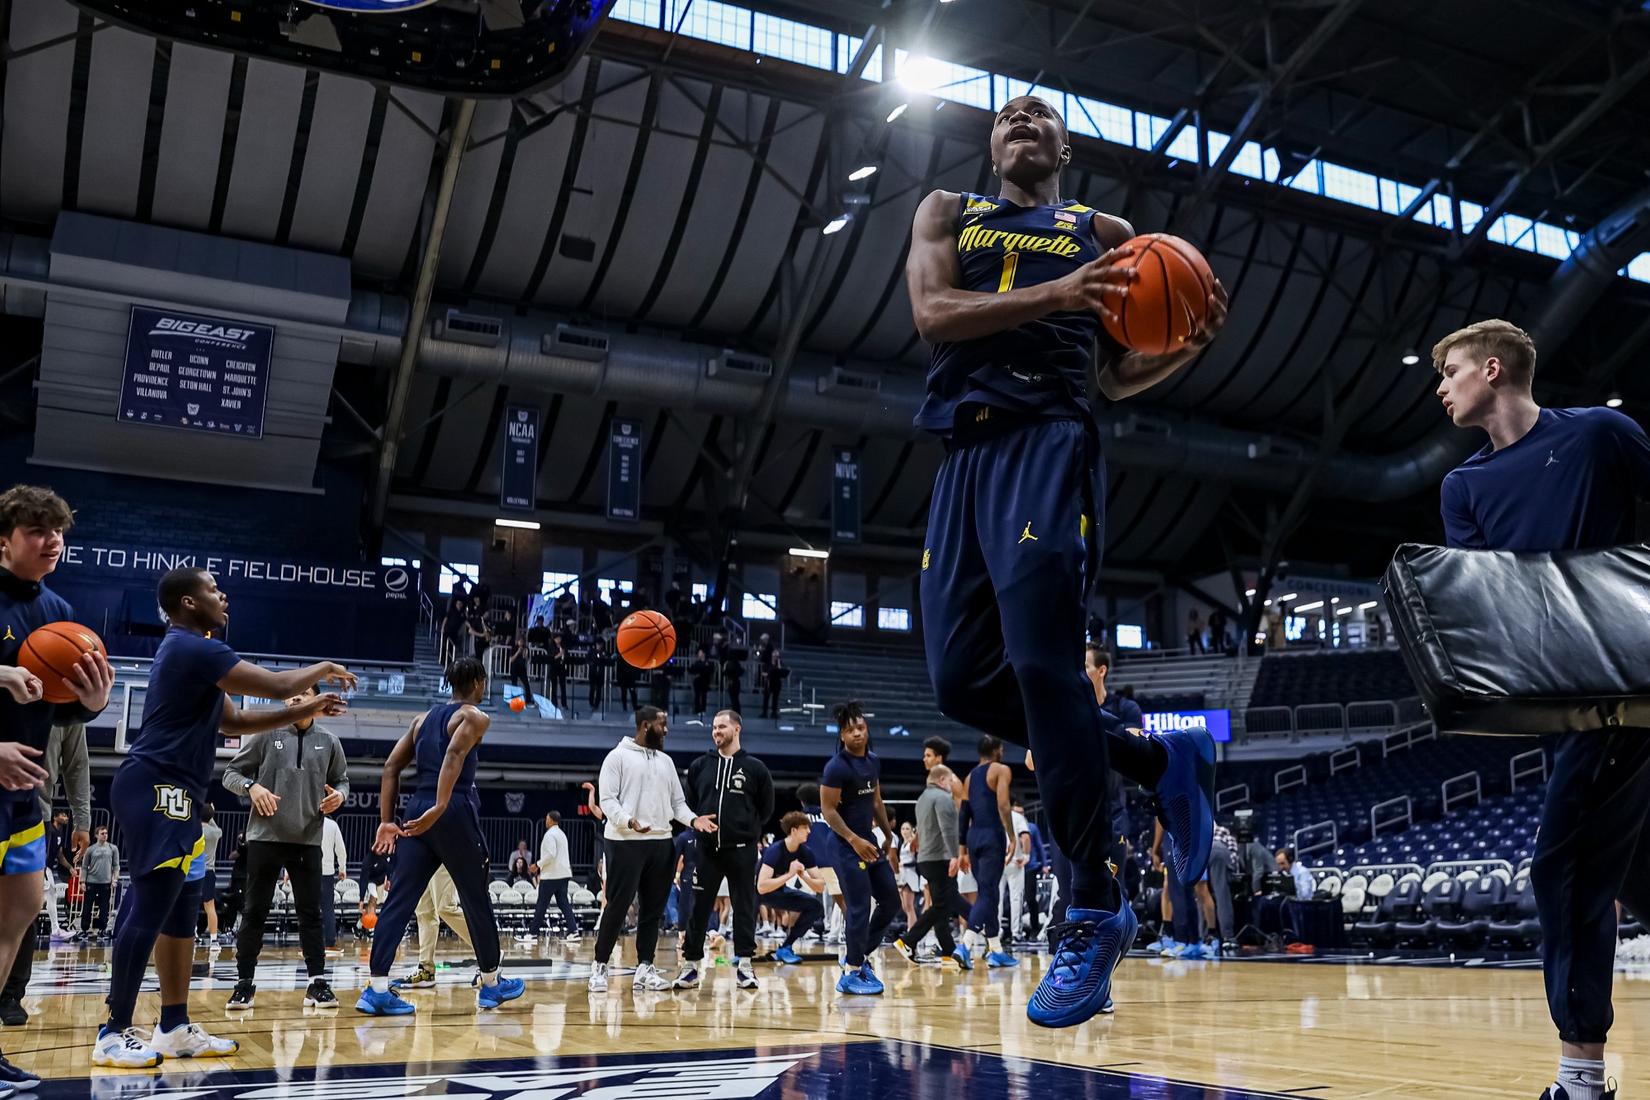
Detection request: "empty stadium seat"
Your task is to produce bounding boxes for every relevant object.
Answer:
[1352,878,1422,947]
[1486,876,1541,948]
[1435,875,1505,948]
[1395,879,1462,946]
[488,880,510,900]
[1340,886,1366,920]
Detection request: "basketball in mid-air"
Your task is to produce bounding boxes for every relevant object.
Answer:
[616,610,676,670]
[509,696,526,712]
[361,912,378,930]
[1102,233,1216,356]
[18,622,105,704]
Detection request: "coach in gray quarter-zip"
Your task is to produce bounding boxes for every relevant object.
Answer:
[676,709,774,989]
[218,684,349,1010]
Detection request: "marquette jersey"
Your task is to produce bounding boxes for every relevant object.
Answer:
[915,192,1113,434]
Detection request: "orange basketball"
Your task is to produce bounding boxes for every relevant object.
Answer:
[18,621,105,704]
[509,696,526,712]
[616,610,676,670]
[1102,233,1216,356]
[361,912,378,930]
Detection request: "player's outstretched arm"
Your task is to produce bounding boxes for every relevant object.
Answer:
[220,691,347,736]
[907,190,1125,343]
[218,659,357,701]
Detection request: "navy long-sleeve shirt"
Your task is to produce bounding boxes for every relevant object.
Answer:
[0,568,100,805]
[1441,407,1650,552]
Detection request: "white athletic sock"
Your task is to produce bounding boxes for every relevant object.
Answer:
[480,969,499,987]
[1556,1057,1606,1100]
[987,936,1002,954]
[371,976,389,993]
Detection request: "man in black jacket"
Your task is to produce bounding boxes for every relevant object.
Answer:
[672,710,773,991]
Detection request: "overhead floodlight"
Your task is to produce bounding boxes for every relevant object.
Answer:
[886,102,909,123]
[1357,600,1379,611]
[849,165,878,182]
[1244,588,1256,597]
[496,518,540,530]
[897,55,948,94]
[1275,592,1298,602]
[1294,600,1325,612]
[1607,393,1625,408]
[1401,350,1421,366]
[789,547,830,559]
[822,215,851,236]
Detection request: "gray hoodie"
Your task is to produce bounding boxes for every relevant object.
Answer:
[597,736,695,843]
[221,722,348,846]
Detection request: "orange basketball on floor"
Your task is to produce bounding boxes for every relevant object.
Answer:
[509,696,526,712]
[18,621,104,704]
[361,912,378,930]
[1102,233,1216,356]
[616,610,676,670]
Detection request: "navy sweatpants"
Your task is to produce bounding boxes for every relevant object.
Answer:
[966,836,1005,937]
[764,886,824,948]
[829,835,898,967]
[1534,728,1650,1044]
[369,796,500,978]
[923,418,1155,914]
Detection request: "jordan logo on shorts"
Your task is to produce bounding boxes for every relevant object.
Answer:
[1019,522,1038,544]
[1,626,11,643]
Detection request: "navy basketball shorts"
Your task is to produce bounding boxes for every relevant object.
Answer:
[110,757,206,880]
[0,796,45,876]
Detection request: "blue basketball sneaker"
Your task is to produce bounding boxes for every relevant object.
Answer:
[951,943,974,970]
[355,986,416,1016]
[986,950,1018,968]
[774,945,802,965]
[1027,903,1138,1029]
[835,967,883,995]
[476,975,525,1009]
[1153,726,1216,884]
[0,1054,40,1092]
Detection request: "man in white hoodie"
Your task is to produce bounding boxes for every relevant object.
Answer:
[590,706,716,993]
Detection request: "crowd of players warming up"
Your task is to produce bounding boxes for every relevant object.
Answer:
[0,90,1645,1100]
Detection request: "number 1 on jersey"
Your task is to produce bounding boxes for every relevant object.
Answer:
[997,251,1020,293]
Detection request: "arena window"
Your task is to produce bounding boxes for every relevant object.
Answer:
[831,601,865,628]
[877,607,911,632]
[609,0,659,26]
[742,592,779,621]
[380,556,421,570]
[1115,624,1145,649]
[438,563,478,596]
[542,571,580,601]
[666,0,752,50]
[597,578,633,605]
[753,13,833,70]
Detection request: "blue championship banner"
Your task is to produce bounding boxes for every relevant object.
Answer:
[832,446,860,543]
[607,417,642,522]
[500,404,540,512]
[119,306,273,439]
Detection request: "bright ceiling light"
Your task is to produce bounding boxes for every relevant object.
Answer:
[1244,588,1256,597]
[822,215,851,236]
[897,55,948,94]
[886,102,909,123]
[1294,600,1325,612]
[788,547,830,559]
[1606,393,1624,408]
[1401,350,1421,366]
[1358,600,1379,611]
[1336,606,1353,616]
[1275,592,1297,602]
[495,518,540,530]
[849,165,878,181]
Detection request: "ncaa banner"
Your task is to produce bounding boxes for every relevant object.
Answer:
[607,417,643,522]
[119,306,273,439]
[832,447,860,544]
[500,405,539,512]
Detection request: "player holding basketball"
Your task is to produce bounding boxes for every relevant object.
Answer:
[0,485,111,1092]
[93,567,352,1068]
[1432,320,1650,1100]
[905,95,1227,1028]
[356,657,526,1016]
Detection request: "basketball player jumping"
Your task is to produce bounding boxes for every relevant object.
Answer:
[356,657,526,1016]
[1432,320,1650,1100]
[906,95,1227,1028]
[94,566,353,1068]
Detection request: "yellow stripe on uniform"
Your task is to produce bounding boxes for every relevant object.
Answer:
[1080,514,1090,539]
[154,833,207,875]
[0,821,46,874]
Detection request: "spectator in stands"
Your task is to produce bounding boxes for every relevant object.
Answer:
[688,648,714,717]
[467,603,491,666]
[589,707,717,993]
[220,685,349,1009]
[442,596,469,662]
[507,633,536,708]
[760,652,786,720]
[76,826,118,941]
[591,591,615,633]
[614,650,640,712]
[1276,847,1314,899]
[532,811,578,940]
[548,633,570,711]
[1207,608,1229,655]
[508,842,535,886]
[320,814,347,955]
[722,651,744,715]
[587,638,610,716]
[1187,609,1205,654]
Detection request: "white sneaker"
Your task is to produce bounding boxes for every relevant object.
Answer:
[734,961,758,990]
[632,963,670,991]
[91,1026,163,1068]
[149,1021,239,1058]
[565,930,582,942]
[587,962,609,993]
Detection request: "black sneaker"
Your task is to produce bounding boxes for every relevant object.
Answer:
[1542,1083,1618,1100]
[0,997,25,1026]
[303,979,338,1008]
[226,980,256,1010]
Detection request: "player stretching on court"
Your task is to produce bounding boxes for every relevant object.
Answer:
[356,657,525,1015]
[819,701,898,996]
[94,567,351,1068]
[1432,320,1650,1100]
[906,95,1227,1028]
